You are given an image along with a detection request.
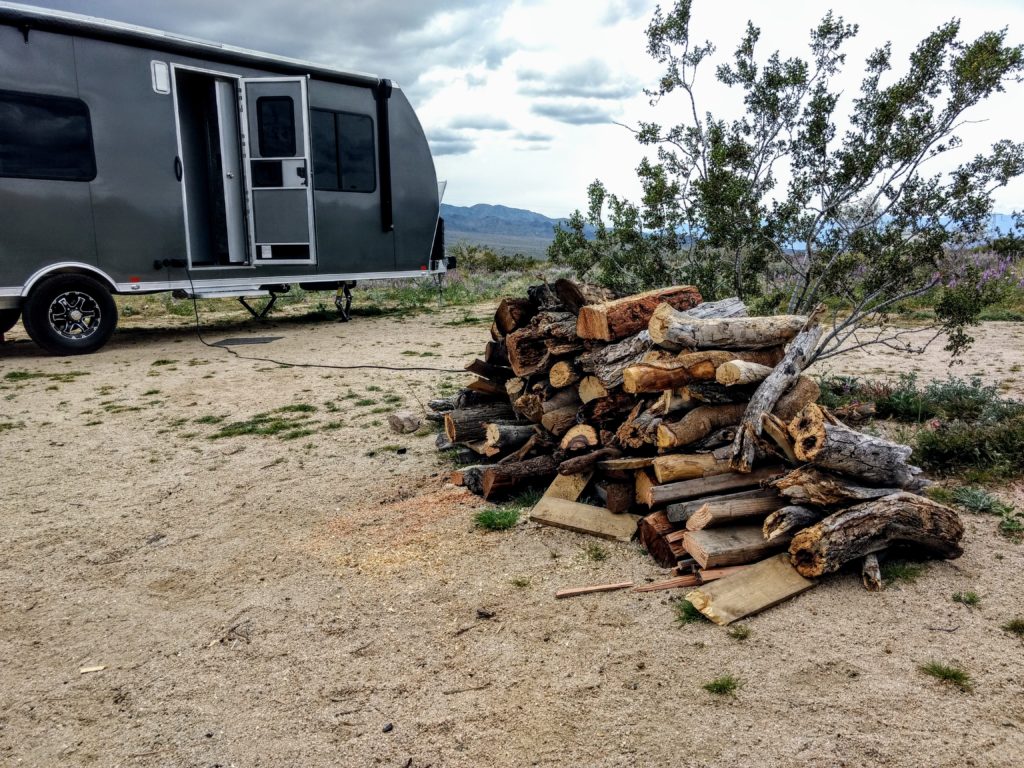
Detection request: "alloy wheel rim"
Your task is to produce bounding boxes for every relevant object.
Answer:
[47,291,101,340]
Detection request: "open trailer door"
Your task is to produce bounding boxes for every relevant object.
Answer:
[240,76,317,266]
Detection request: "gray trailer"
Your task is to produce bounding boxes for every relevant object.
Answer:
[0,3,448,354]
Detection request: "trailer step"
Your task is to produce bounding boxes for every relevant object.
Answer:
[187,289,272,300]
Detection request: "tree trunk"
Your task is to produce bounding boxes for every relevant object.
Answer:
[728,308,825,472]
[762,505,824,542]
[716,360,774,386]
[648,305,806,349]
[485,422,537,451]
[769,466,907,507]
[788,492,964,578]
[480,454,559,499]
[444,403,517,443]
[789,403,921,488]
[623,348,783,394]
[577,285,702,341]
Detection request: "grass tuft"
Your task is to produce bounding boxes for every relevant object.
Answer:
[474,507,520,531]
[728,624,751,641]
[1000,618,1024,637]
[919,661,972,692]
[952,591,981,607]
[584,542,609,562]
[880,559,927,584]
[674,599,707,626]
[703,675,740,696]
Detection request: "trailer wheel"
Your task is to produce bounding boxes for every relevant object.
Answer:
[0,308,20,336]
[22,274,118,356]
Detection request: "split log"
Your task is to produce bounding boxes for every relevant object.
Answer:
[652,453,733,484]
[578,376,609,404]
[580,392,634,432]
[513,393,544,423]
[548,361,580,389]
[505,326,550,377]
[466,358,512,383]
[558,446,621,475]
[760,413,797,464]
[682,489,786,530]
[444,403,517,443]
[553,278,617,314]
[615,401,663,449]
[388,411,422,434]
[577,285,702,341]
[466,377,506,398]
[505,377,526,400]
[638,510,687,566]
[716,360,774,387]
[638,465,783,508]
[685,554,815,625]
[788,492,964,577]
[683,382,757,405]
[769,466,906,507]
[545,338,584,356]
[494,297,536,335]
[480,455,559,499]
[484,340,509,367]
[623,348,784,394]
[729,307,825,473]
[683,526,791,569]
[862,553,883,592]
[560,424,599,452]
[541,405,578,436]
[789,403,921,488]
[648,305,806,349]
[596,481,634,514]
[485,422,537,451]
[762,505,824,542]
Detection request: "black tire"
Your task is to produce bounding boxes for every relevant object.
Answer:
[0,308,19,336]
[22,274,118,355]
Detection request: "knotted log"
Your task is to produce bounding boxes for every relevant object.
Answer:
[623,348,784,394]
[789,403,921,488]
[788,493,964,577]
[769,466,906,507]
[577,285,702,341]
[648,305,806,349]
[762,505,824,542]
[560,424,599,452]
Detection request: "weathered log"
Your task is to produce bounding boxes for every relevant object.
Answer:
[513,393,544,423]
[638,465,783,507]
[684,296,748,320]
[683,382,757,405]
[682,489,786,530]
[691,427,738,451]
[789,404,922,488]
[527,283,561,310]
[505,326,550,377]
[553,278,617,314]
[578,376,609,404]
[454,465,487,495]
[862,553,883,592]
[760,413,798,464]
[729,307,824,472]
[485,422,537,451]
[623,348,784,394]
[558,446,621,476]
[648,305,806,349]
[428,397,457,413]
[577,285,702,341]
[541,405,578,436]
[580,392,634,433]
[769,466,906,508]
[657,404,746,449]
[577,331,655,388]
[615,401,664,449]
[833,401,877,423]
[484,340,509,367]
[505,377,526,400]
[494,297,536,335]
[480,454,559,499]
[762,505,824,542]
[560,424,599,452]
[466,358,513,383]
[542,387,580,413]
[444,403,517,443]
[788,492,964,577]
[716,359,774,387]
[549,361,580,389]
[638,510,687,567]
[652,453,733,484]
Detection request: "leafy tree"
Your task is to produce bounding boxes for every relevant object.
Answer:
[549,0,1024,360]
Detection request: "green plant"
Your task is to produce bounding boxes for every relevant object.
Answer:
[151,359,177,367]
[1001,618,1024,637]
[353,398,376,407]
[584,543,609,562]
[728,625,751,641]
[194,415,224,425]
[702,675,741,696]
[511,577,531,588]
[919,661,972,692]
[674,599,706,625]
[952,591,981,607]
[881,560,927,584]
[951,486,1012,516]
[474,507,520,531]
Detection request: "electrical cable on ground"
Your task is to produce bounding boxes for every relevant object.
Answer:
[177,266,467,374]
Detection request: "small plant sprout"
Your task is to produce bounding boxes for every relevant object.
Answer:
[674,599,706,626]
[511,577,530,588]
[703,675,741,696]
[919,661,972,692]
[952,591,981,607]
[728,625,751,641]
[474,507,520,531]
[1001,618,1024,637]
[584,542,609,562]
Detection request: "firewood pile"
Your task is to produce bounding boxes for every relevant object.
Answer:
[430,280,964,624]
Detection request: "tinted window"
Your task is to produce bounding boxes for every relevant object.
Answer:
[0,90,96,181]
[256,96,296,157]
[311,109,375,193]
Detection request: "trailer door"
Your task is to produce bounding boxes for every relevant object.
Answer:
[240,77,316,265]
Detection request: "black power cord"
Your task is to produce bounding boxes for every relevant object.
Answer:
[170,265,467,374]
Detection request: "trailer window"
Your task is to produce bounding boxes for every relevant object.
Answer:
[0,90,96,182]
[311,109,375,193]
[256,96,296,158]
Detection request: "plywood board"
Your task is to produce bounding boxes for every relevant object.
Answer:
[530,497,640,542]
[685,554,816,625]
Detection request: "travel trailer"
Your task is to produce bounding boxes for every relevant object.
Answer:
[0,3,447,354]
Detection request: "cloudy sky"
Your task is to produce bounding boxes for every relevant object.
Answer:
[17,0,1024,218]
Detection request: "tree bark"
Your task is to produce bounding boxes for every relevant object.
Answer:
[494,297,536,335]
[789,403,921,488]
[728,308,825,472]
[577,285,702,341]
[558,446,621,475]
[480,454,559,499]
[648,305,806,349]
[444,403,517,443]
[769,466,907,507]
[657,404,746,449]
[541,405,578,437]
[505,326,550,377]
[484,422,537,451]
[716,360,774,386]
[788,492,964,577]
[762,505,824,542]
[465,358,513,383]
[652,453,733,484]
[623,348,784,394]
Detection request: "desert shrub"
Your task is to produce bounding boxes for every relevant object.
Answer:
[915,416,1024,478]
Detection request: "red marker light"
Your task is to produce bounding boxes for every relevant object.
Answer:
[129,276,140,283]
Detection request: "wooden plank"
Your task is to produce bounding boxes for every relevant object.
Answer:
[697,565,751,583]
[682,525,790,568]
[555,581,634,599]
[685,554,816,625]
[641,465,783,507]
[633,574,700,592]
[543,471,593,502]
[530,497,640,542]
[668,488,780,524]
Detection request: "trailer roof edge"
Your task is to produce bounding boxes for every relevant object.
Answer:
[0,2,392,91]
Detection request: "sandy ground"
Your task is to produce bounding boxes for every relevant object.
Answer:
[1,304,1022,768]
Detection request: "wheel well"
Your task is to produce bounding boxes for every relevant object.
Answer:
[22,264,118,297]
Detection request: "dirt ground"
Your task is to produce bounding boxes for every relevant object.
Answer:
[1,304,1022,768]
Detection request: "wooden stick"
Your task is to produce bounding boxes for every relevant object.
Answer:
[697,565,751,583]
[555,582,635,599]
[862,553,883,592]
[633,575,700,592]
